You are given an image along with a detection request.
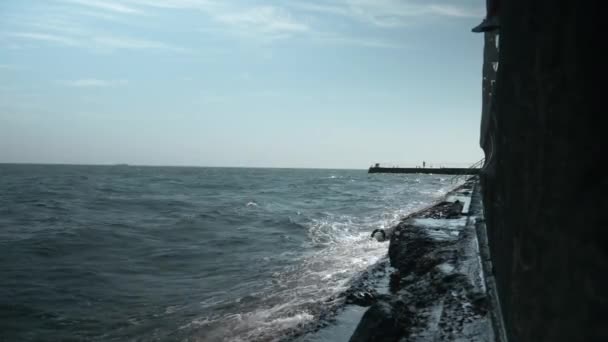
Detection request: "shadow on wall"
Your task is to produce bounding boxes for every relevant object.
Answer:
[478,1,605,341]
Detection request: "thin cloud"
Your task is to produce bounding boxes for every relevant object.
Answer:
[290,3,353,18]
[2,0,469,53]
[216,6,309,34]
[1,2,192,53]
[126,0,218,11]
[72,9,123,22]
[130,1,309,40]
[4,31,188,53]
[292,0,481,27]
[58,79,128,87]
[193,4,404,47]
[63,0,145,15]
[427,4,481,18]
[0,64,20,70]
[92,36,190,52]
[16,16,90,37]
[313,34,403,49]
[5,32,79,46]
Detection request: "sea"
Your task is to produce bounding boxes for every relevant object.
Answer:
[0,164,458,341]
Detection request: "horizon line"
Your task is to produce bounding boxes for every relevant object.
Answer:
[0,162,371,171]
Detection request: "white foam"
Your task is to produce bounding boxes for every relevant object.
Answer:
[302,306,367,342]
[189,212,396,341]
[186,196,450,341]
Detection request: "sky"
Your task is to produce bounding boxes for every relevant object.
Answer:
[0,0,486,169]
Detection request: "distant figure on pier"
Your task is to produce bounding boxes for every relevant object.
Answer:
[423,161,426,168]
[472,0,500,32]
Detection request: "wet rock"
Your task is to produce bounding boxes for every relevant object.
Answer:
[341,259,392,307]
[446,200,464,218]
[420,201,452,219]
[389,270,401,292]
[442,273,468,284]
[468,292,489,315]
[418,200,464,219]
[349,180,491,341]
[349,300,409,342]
[415,255,443,275]
[345,288,379,307]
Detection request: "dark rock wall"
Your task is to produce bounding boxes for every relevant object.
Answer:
[480,1,605,341]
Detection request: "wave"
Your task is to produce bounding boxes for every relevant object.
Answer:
[183,207,411,341]
[0,166,460,342]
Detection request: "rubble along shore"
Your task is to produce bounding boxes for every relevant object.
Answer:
[348,177,496,341]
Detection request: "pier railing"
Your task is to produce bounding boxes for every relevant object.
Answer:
[450,158,485,184]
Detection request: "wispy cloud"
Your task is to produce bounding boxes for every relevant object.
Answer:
[5,32,79,46]
[292,0,481,27]
[216,6,309,35]
[191,5,403,47]
[4,30,189,53]
[63,0,145,15]
[427,4,481,18]
[187,0,478,46]
[92,36,190,52]
[70,9,123,22]
[14,16,91,37]
[124,1,310,40]
[313,33,403,49]
[289,3,352,18]
[1,0,474,53]
[0,64,20,70]
[58,79,128,87]
[126,0,218,11]
[0,1,193,53]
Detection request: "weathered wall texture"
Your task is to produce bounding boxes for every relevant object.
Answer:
[480,1,605,341]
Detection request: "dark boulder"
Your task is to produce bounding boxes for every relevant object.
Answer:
[345,288,379,307]
[349,300,410,342]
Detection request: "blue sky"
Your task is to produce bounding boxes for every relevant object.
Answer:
[0,0,485,169]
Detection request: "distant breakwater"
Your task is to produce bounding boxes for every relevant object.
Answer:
[368,167,480,175]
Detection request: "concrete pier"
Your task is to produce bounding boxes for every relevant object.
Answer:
[368,167,480,175]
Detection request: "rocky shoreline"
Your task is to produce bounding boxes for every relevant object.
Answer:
[347,177,495,341]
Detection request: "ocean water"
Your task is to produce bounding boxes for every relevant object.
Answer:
[0,165,456,342]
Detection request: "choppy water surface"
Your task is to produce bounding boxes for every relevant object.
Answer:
[0,165,455,341]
